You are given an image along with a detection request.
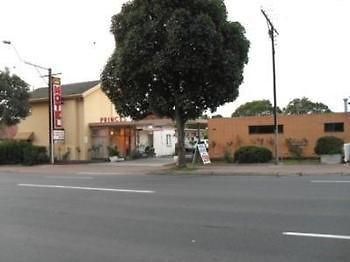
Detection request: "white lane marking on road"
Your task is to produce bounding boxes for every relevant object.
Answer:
[283,232,350,240]
[45,176,94,180]
[18,184,155,194]
[311,180,350,183]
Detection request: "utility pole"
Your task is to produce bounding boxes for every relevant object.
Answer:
[24,61,55,165]
[48,68,54,164]
[261,9,279,165]
[2,40,56,164]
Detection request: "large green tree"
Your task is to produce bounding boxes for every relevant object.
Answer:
[101,0,249,167]
[283,97,332,115]
[0,69,30,127]
[232,99,281,117]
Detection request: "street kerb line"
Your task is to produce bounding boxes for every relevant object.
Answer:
[77,172,126,175]
[45,176,94,180]
[311,180,350,183]
[18,184,155,194]
[283,232,350,240]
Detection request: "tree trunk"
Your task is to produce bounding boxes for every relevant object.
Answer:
[175,108,186,168]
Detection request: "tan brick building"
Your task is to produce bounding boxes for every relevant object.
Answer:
[208,113,350,159]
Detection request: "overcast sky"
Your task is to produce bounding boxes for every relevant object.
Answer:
[1,0,349,116]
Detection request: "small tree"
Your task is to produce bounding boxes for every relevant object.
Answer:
[101,0,249,167]
[232,100,281,117]
[0,69,30,127]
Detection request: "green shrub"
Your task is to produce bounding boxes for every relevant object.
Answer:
[314,136,344,155]
[107,145,119,157]
[0,140,48,165]
[234,146,272,163]
[22,145,48,166]
[224,150,234,163]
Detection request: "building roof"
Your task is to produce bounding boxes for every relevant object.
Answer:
[30,80,100,101]
[89,118,208,128]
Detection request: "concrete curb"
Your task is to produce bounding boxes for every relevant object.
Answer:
[153,168,350,177]
[1,163,349,177]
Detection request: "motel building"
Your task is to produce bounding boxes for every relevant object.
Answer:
[15,81,207,161]
[208,113,350,159]
[15,79,349,162]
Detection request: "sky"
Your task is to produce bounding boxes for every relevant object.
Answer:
[1,0,349,116]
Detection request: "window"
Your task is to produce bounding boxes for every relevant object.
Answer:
[166,134,172,146]
[249,125,284,134]
[324,122,344,132]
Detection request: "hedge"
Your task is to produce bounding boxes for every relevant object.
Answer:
[0,140,49,166]
[314,136,344,155]
[234,146,273,163]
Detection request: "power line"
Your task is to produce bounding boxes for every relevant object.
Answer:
[2,41,48,87]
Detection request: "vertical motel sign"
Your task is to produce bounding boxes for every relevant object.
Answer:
[52,77,62,128]
[52,78,64,141]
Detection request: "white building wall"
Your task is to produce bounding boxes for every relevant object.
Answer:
[153,129,176,156]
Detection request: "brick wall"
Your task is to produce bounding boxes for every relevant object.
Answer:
[208,113,350,159]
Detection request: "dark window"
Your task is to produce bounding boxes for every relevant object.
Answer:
[249,125,284,134]
[324,122,344,132]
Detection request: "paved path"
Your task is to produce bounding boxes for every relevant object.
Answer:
[0,158,174,176]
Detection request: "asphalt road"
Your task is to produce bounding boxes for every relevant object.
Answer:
[0,171,349,262]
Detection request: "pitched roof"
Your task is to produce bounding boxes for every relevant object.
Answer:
[30,80,100,101]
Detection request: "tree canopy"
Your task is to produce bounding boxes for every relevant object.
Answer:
[283,97,332,115]
[212,114,223,118]
[101,0,249,166]
[232,98,332,117]
[232,99,281,117]
[0,69,30,126]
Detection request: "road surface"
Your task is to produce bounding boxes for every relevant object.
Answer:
[0,171,349,261]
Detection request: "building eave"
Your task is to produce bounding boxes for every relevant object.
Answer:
[30,94,83,103]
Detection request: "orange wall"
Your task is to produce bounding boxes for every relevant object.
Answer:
[208,113,350,159]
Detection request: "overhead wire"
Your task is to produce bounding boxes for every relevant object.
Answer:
[9,43,48,88]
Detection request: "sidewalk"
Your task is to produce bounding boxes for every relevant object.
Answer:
[0,158,175,176]
[0,161,349,176]
[0,163,169,176]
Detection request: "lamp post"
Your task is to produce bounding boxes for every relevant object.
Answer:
[2,40,54,164]
[344,98,349,113]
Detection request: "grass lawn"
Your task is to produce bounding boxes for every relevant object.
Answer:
[280,158,320,165]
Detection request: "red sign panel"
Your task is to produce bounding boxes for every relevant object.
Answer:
[52,77,63,129]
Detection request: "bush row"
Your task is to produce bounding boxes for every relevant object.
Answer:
[233,146,273,163]
[314,136,344,155]
[227,136,344,164]
[0,140,49,166]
